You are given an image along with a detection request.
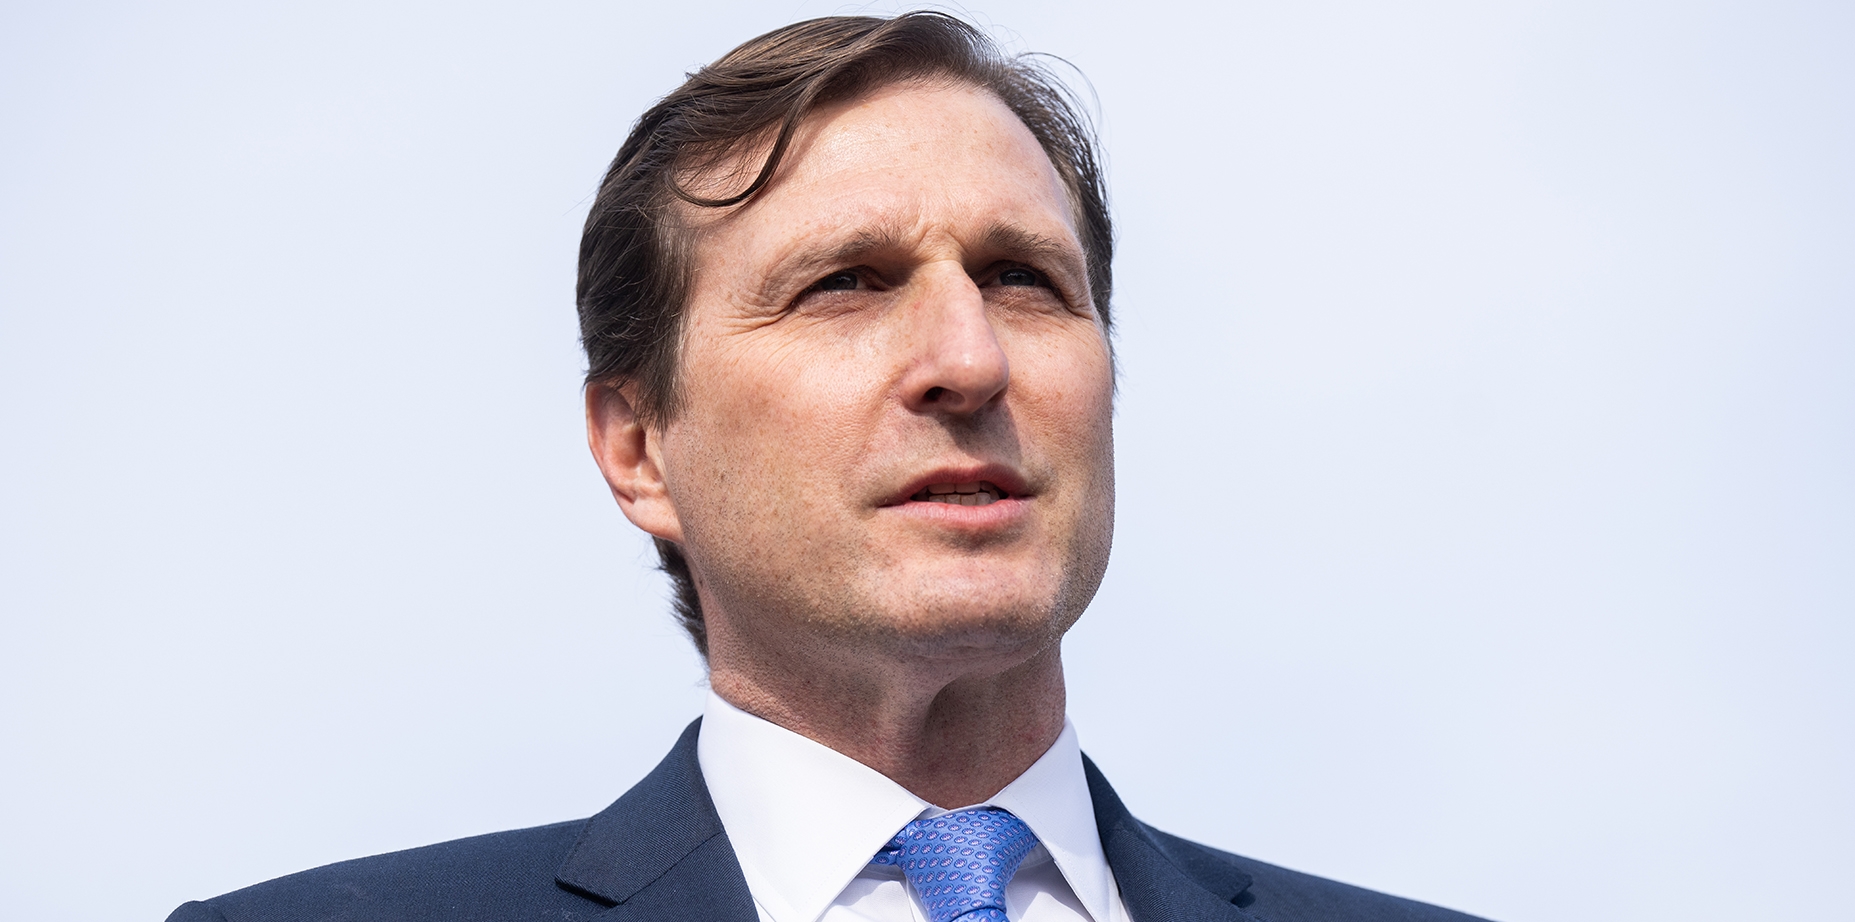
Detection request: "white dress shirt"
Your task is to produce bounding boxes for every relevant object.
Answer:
[697,692,1131,922]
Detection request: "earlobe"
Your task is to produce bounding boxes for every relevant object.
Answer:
[585,382,684,543]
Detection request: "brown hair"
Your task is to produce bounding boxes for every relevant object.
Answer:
[576,12,1113,654]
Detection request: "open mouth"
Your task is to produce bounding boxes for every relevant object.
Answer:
[910,481,1008,506]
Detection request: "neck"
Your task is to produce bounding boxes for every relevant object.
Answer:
[706,636,1068,809]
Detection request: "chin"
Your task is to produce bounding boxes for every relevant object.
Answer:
[859,586,1070,661]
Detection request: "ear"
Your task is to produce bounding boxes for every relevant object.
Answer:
[586,381,684,544]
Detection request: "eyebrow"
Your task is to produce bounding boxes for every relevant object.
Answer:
[814,226,912,274]
[980,225,1092,308]
[757,220,1090,306]
[756,225,910,305]
[979,225,1086,275]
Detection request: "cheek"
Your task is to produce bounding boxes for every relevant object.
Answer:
[670,335,881,495]
[1017,331,1117,533]
[1014,330,1115,441]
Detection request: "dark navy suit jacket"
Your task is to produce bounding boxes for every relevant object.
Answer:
[167,720,1491,922]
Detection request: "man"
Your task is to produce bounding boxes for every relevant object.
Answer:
[169,13,1489,922]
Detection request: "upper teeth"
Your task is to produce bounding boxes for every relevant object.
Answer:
[916,481,1004,505]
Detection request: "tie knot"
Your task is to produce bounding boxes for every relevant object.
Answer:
[871,808,1039,922]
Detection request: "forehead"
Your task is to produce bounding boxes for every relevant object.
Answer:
[682,80,1080,274]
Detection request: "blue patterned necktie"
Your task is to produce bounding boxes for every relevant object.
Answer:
[870,807,1040,922]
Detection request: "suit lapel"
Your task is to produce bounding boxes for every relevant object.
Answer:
[1085,755,1263,922]
[555,719,759,922]
[554,721,1259,922]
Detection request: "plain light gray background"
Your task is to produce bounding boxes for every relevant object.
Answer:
[2,2,1850,921]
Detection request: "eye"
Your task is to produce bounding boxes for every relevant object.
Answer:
[996,267,1042,287]
[812,270,863,292]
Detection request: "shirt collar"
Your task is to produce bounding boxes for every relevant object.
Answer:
[984,718,1118,922]
[696,691,1116,922]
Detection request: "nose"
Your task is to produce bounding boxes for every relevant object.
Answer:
[898,266,1010,415]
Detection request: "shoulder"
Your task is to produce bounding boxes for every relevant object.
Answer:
[1082,754,1493,922]
[165,819,607,922]
[167,721,735,922]
[1145,826,1493,922]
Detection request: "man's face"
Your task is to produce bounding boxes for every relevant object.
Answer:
[641,80,1114,667]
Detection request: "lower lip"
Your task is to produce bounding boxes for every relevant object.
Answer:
[887,495,1030,528]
